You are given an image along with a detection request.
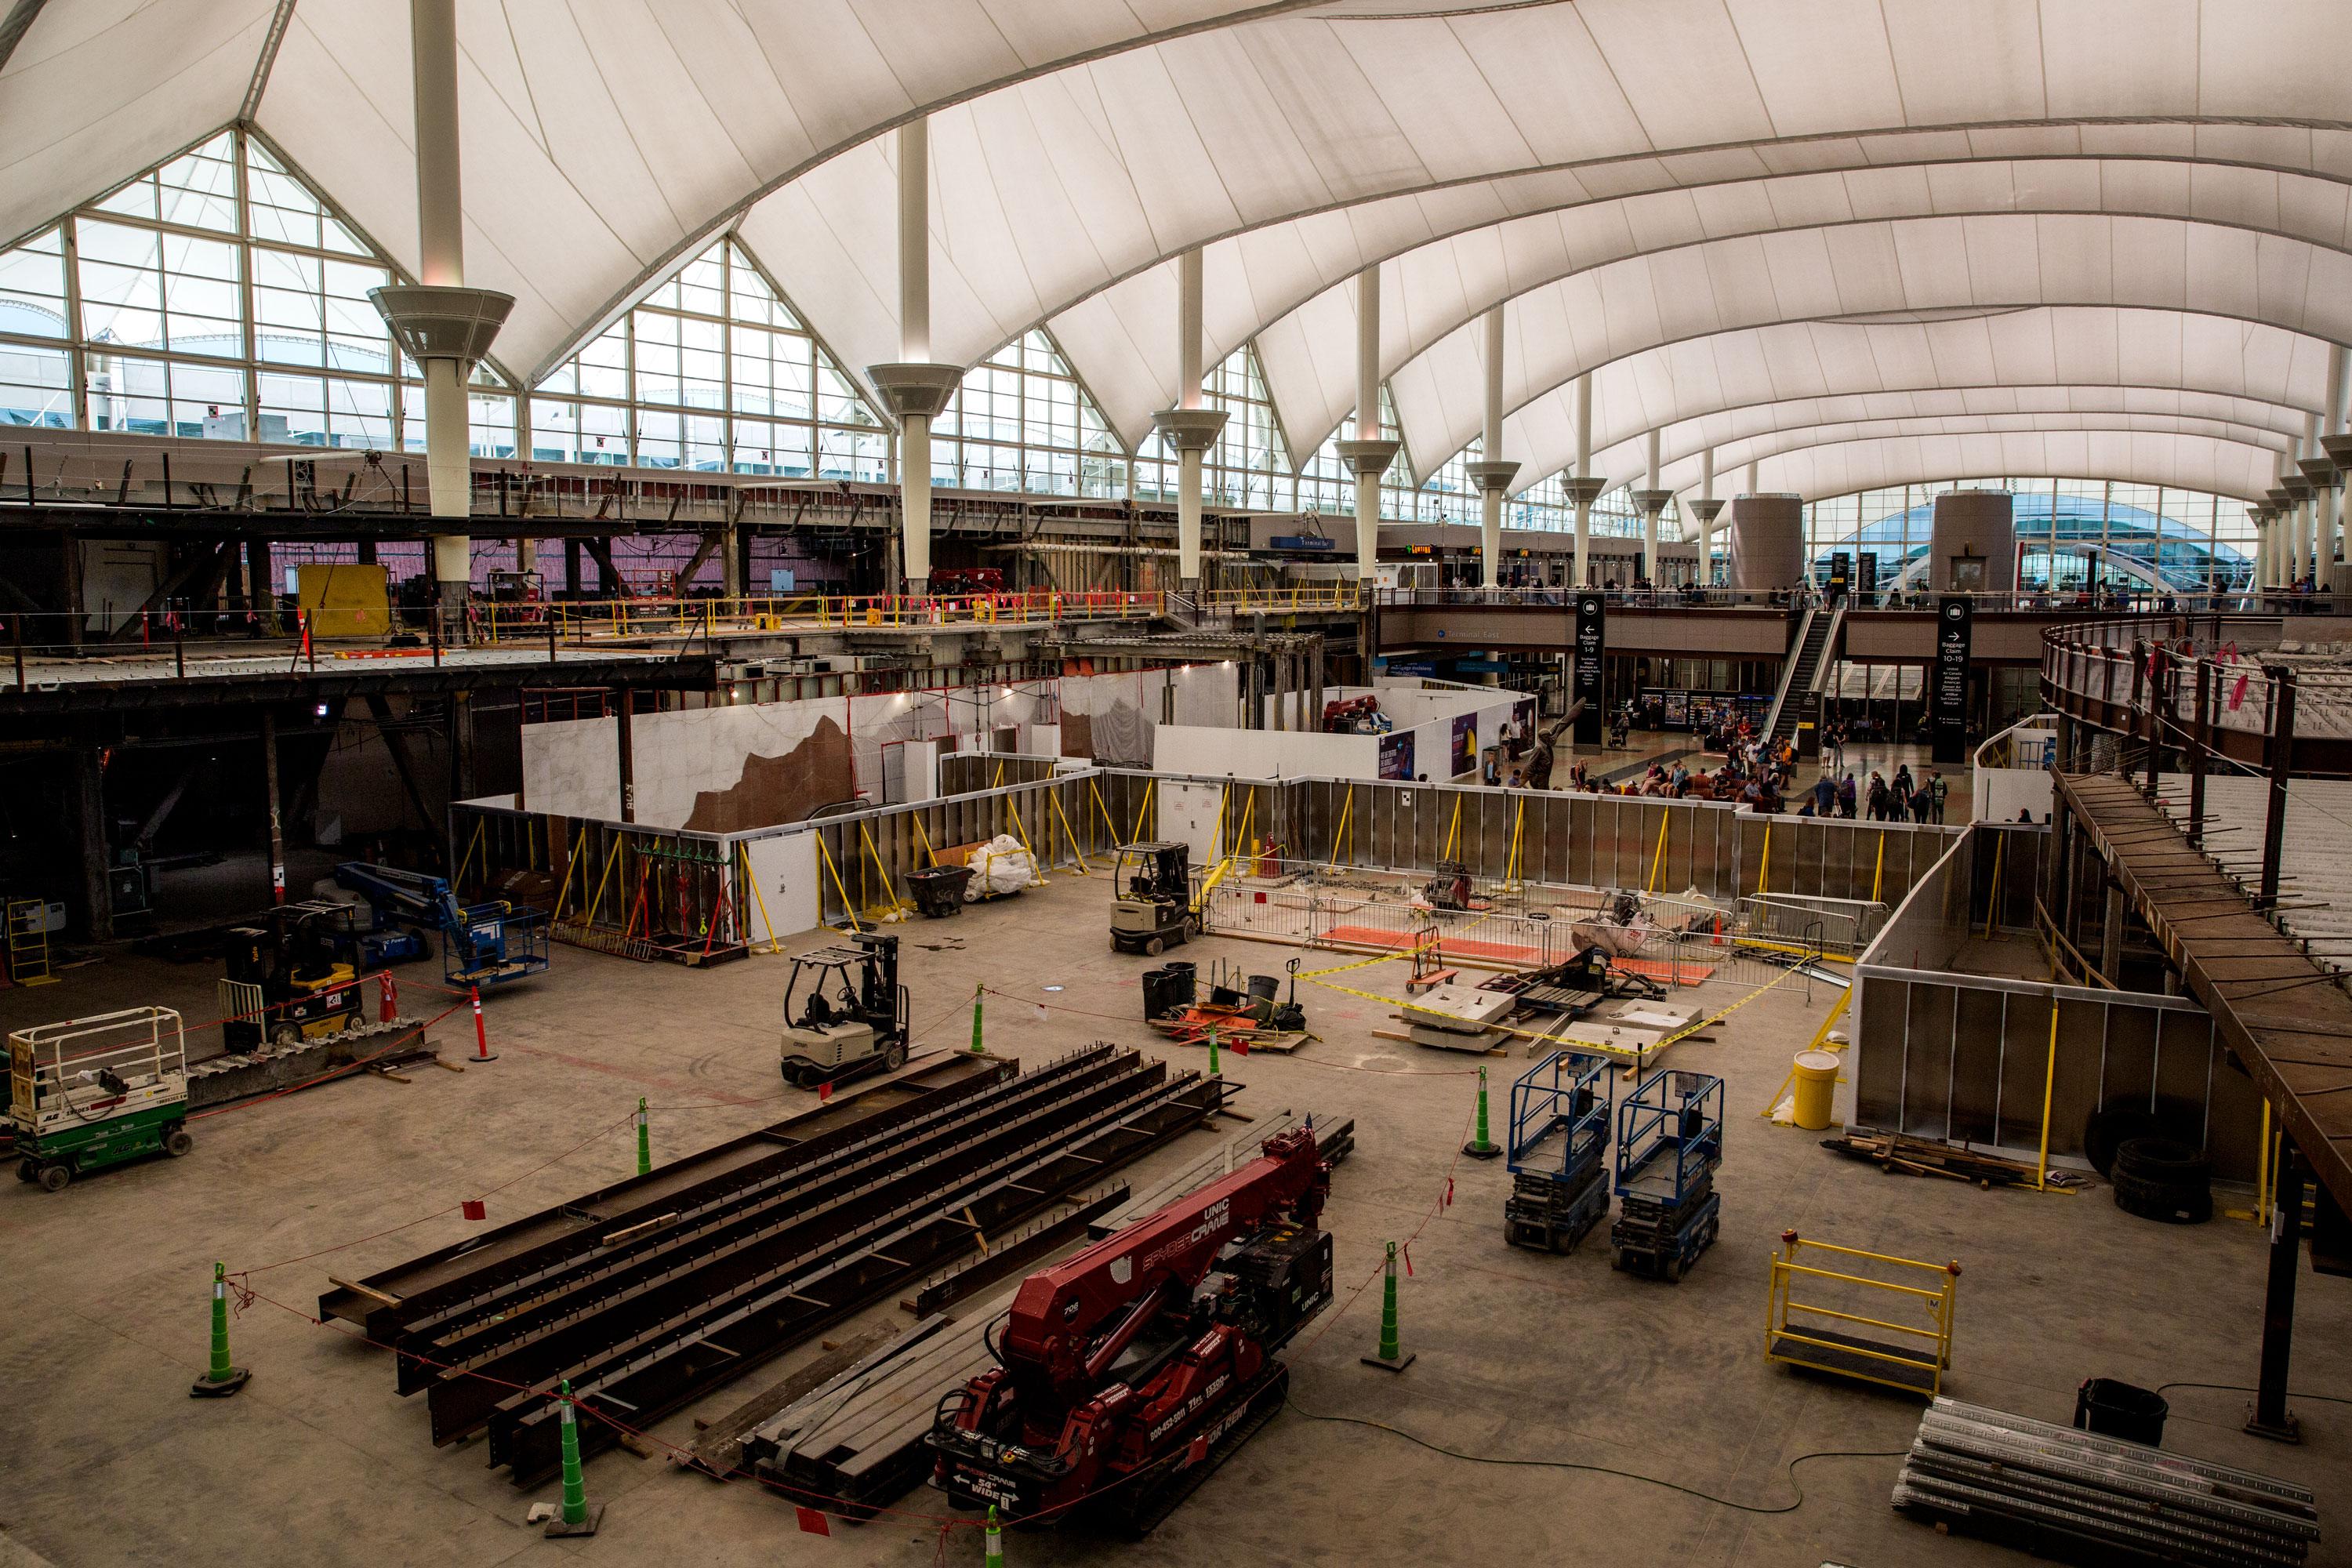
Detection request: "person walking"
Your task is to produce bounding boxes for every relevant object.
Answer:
[1813,772,1836,816]
[1837,771,1857,818]
[1911,779,1934,824]
[1866,771,1889,822]
[1892,762,1913,803]
[1927,768,1948,824]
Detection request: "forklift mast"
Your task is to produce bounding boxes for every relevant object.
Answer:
[850,931,898,1014]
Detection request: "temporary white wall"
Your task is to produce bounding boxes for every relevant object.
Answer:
[742,832,820,945]
[1149,724,1378,781]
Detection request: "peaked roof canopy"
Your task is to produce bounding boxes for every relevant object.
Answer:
[7,0,2349,503]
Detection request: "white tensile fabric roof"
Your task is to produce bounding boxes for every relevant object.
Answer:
[5,0,2350,503]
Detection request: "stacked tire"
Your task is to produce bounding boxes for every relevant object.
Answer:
[2110,1135,2212,1225]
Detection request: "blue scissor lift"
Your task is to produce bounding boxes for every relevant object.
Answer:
[1504,1049,1615,1253]
[1609,1069,1724,1283]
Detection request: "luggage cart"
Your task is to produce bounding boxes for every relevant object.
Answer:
[1504,1049,1614,1253]
[1609,1069,1723,1282]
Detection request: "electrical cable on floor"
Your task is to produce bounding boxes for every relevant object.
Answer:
[1282,1400,1905,1515]
[2154,1381,2352,1408]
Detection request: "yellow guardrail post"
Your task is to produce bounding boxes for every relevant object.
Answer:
[1087,779,1122,856]
[1754,821,1772,896]
[580,837,622,931]
[1326,785,1355,868]
[1646,809,1671,894]
[1048,787,1091,875]
[1871,831,1886,904]
[2034,991,2060,1192]
[814,829,862,933]
[1982,830,2005,939]
[857,820,907,917]
[1130,779,1156,846]
[1440,795,1463,862]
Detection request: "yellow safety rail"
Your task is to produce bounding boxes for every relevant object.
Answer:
[1766,1231,1960,1399]
[477,590,1163,644]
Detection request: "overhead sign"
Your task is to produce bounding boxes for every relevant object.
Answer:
[1932,596,1973,764]
[1571,592,1606,746]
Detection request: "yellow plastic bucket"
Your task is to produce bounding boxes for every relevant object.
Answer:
[1791,1050,1840,1131]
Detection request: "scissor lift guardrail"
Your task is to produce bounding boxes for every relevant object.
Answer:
[1766,1230,1959,1397]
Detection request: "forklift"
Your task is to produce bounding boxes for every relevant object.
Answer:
[219,902,365,1050]
[1110,841,1202,956]
[778,932,910,1088]
[10,1007,193,1190]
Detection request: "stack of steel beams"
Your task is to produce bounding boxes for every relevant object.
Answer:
[1894,1399,2319,1566]
[335,1044,1226,1485]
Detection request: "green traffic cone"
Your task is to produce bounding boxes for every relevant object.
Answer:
[1462,1065,1503,1158]
[1207,1025,1221,1078]
[190,1261,251,1397]
[636,1097,652,1176]
[984,1503,1005,1567]
[1360,1241,1414,1373]
[543,1379,604,1537]
[970,983,985,1054]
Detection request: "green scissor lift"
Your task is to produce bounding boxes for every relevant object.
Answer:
[9,1007,191,1192]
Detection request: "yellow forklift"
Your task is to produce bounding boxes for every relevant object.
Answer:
[219,902,365,1049]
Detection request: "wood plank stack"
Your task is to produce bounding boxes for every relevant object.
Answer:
[1821,1129,2042,1189]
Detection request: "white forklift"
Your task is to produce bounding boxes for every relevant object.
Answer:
[778,932,910,1088]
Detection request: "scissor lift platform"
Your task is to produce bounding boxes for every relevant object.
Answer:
[1504,1049,1613,1253]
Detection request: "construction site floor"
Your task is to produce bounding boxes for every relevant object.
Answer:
[2,873,2346,1568]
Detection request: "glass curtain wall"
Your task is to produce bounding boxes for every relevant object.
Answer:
[0,129,513,452]
[1802,478,2253,593]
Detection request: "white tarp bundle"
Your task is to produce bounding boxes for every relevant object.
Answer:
[965,835,1035,900]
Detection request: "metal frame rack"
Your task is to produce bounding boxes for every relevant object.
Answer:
[1504,1049,1615,1253]
[1609,1069,1725,1282]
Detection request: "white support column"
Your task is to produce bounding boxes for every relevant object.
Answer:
[1564,374,1601,586]
[1466,305,1518,591]
[1687,447,1723,593]
[2319,345,2351,594]
[864,121,961,595]
[1630,428,1668,585]
[1150,249,1225,596]
[371,0,512,641]
[1334,262,1399,581]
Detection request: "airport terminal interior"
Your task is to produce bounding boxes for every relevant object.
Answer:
[3,5,2352,1566]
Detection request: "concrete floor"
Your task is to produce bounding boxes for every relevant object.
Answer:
[2,873,2345,1568]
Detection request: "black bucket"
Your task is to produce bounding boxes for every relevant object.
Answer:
[2074,1378,2167,1446]
[1162,961,1196,1007]
[1140,967,1174,1021]
[1247,973,1280,1002]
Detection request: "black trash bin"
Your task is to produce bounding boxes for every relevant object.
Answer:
[2074,1378,2168,1446]
[907,864,973,918]
[1161,961,1196,1008]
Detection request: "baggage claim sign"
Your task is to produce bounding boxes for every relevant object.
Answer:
[1932,596,1973,763]
[1572,592,1606,746]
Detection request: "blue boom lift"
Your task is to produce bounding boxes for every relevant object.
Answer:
[332,862,551,988]
[1504,1049,1615,1253]
[1608,1069,1724,1282]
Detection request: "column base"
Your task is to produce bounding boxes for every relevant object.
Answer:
[2244,1403,2302,1443]
[543,1504,606,1538]
[191,1367,252,1398]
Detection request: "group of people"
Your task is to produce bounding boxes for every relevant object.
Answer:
[1794,761,1946,822]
